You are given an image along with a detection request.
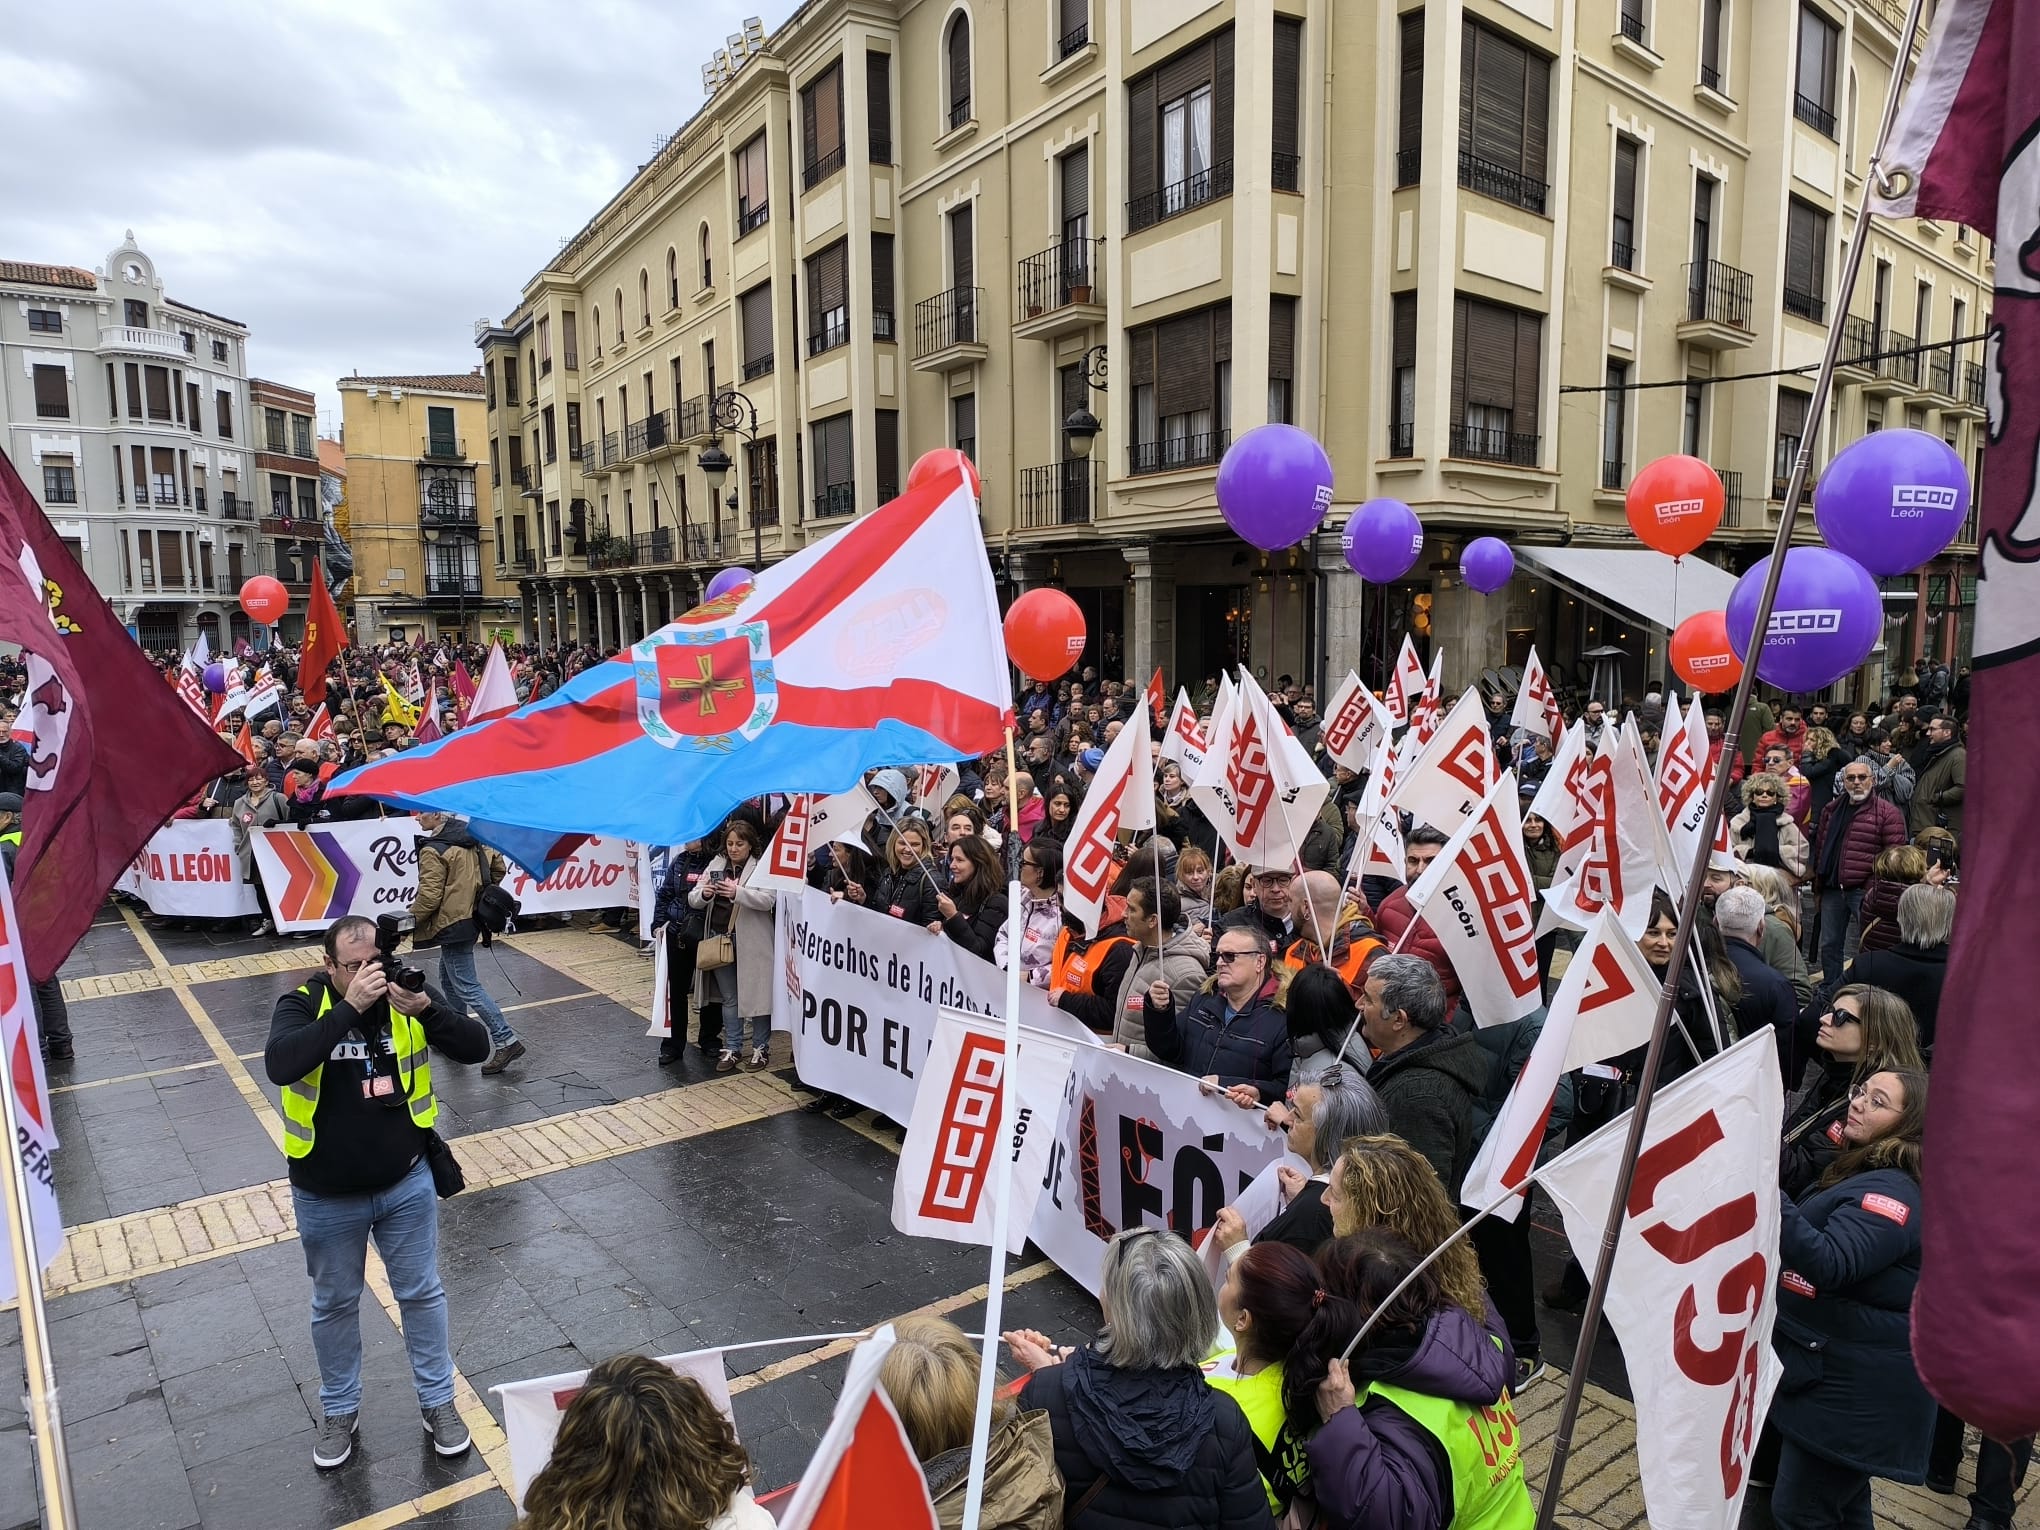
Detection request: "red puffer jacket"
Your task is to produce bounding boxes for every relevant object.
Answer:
[1373,886,1465,1016]
[1811,794,1908,890]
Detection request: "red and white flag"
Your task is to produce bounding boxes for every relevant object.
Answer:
[1062,706,1155,935]
[1345,732,1407,885]
[1319,670,1394,773]
[0,860,63,1302]
[304,704,335,744]
[1510,646,1566,741]
[1384,634,1427,726]
[1655,696,1711,884]
[449,659,478,725]
[1538,1031,1783,1530]
[1406,650,1447,748]
[778,1328,940,1530]
[1388,688,1496,837]
[1527,720,1595,864]
[756,786,880,894]
[496,1348,734,1512]
[1190,672,1327,868]
[1144,667,1167,727]
[174,646,211,721]
[1404,770,1541,1027]
[1541,723,1658,938]
[892,1010,1080,1253]
[1158,688,1209,774]
[1460,908,1659,1220]
[468,641,520,723]
[414,683,444,745]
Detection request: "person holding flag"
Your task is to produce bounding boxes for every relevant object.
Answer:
[0,795,70,1062]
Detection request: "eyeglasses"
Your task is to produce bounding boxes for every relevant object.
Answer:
[1841,774,1873,784]
[1213,949,1265,965]
[1746,790,1779,800]
[1849,1083,1900,1112]
[329,956,368,975]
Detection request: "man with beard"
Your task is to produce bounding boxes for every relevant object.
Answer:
[1811,762,1908,988]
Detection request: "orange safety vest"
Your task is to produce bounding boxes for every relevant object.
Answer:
[1050,928,1136,996]
[1283,918,1386,994]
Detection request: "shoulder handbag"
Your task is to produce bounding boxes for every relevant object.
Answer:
[421,1128,466,1198]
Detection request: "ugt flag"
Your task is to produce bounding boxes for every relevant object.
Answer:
[1865,0,2040,1442]
[327,465,1011,847]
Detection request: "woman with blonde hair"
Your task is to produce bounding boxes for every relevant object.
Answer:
[1780,984,1924,1196]
[1322,1134,1489,1326]
[1855,844,1927,956]
[880,1316,1062,1529]
[517,1353,769,1530]
[1742,864,1814,1006]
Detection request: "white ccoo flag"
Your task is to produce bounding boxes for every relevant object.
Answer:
[1655,696,1711,884]
[1320,671,1394,772]
[1158,688,1210,773]
[1384,635,1427,726]
[1510,646,1566,741]
[1540,722,1660,938]
[1062,704,1156,935]
[1191,671,1327,869]
[1388,687,1497,837]
[1404,770,1542,1026]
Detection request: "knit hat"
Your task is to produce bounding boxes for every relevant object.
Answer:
[1078,748,1105,771]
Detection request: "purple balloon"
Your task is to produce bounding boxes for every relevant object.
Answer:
[1813,427,1968,576]
[1341,499,1424,583]
[1725,547,1881,692]
[202,661,227,694]
[704,566,754,602]
[1460,537,1515,595]
[1215,425,1335,551]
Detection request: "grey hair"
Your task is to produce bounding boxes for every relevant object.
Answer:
[1094,1230,1215,1370]
[1306,1068,1392,1173]
[1369,953,1446,1032]
[1713,885,1768,943]
[1897,883,1955,948]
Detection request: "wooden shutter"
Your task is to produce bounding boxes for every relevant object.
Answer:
[1778,389,1809,439]
[1060,145,1090,222]
[1062,0,1087,38]
[1785,201,1815,296]
[801,76,820,169]
[867,51,891,161]
[1613,139,1637,225]
[1399,12,1424,166]
[1512,308,1543,439]
[1158,309,1214,416]
[145,366,172,418]
[1393,293,1417,371]
[1465,22,1526,170]
[741,283,773,367]
[31,366,67,416]
[1129,322,1158,391]
[1128,74,1159,214]
[876,409,900,493]
[820,63,843,158]
[1268,296,1297,381]
[948,15,971,112]
[1465,302,1517,409]
[810,241,848,320]
[1213,26,1235,168]
[1521,47,1550,184]
[1212,301,1232,365]
[1272,18,1302,162]
[950,205,974,289]
[871,233,895,320]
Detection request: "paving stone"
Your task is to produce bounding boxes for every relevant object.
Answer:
[69,1393,202,1530]
[141,1284,279,1380]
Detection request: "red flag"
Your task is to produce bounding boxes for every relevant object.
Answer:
[0,452,243,981]
[777,1331,938,1530]
[299,562,347,709]
[415,684,443,744]
[1144,667,1166,727]
[234,721,257,765]
[450,659,478,725]
[1866,0,2040,1439]
[304,704,334,743]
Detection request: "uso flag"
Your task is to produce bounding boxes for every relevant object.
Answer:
[1866,0,2040,1442]
[328,466,1012,848]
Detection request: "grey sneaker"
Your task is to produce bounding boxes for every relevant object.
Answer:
[422,1401,471,1457]
[313,1411,358,1469]
[480,1039,526,1075]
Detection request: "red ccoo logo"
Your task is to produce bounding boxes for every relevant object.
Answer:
[918,1034,1006,1223]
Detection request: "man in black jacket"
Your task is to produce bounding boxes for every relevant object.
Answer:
[1359,953,1486,1195]
[1715,887,1802,1078]
[265,915,490,1471]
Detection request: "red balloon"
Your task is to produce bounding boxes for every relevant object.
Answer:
[1003,589,1086,682]
[906,448,981,500]
[1625,454,1724,559]
[1670,610,1744,694]
[239,575,290,625]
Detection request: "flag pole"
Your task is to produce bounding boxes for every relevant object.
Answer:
[961,724,1026,1530]
[0,882,78,1528]
[1531,5,1927,1521]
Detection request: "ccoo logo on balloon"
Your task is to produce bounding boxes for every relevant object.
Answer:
[1889,485,1960,517]
[1765,609,1843,639]
[1652,496,1708,524]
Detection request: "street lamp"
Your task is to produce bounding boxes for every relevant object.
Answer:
[1061,344,1110,460]
[698,386,762,568]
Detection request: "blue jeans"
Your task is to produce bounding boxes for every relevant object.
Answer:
[435,940,515,1047]
[710,963,769,1053]
[291,1157,452,1415]
[1818,887,1864,989]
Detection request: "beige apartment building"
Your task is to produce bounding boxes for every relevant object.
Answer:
[477,0,1983,702]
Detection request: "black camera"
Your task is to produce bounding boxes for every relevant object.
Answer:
[373,914,428,994]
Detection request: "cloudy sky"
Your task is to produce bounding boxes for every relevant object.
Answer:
[0,0,776,433]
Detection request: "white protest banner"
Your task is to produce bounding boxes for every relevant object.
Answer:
[892,1009,1079,1255]
[1320,671,1394,773]
[1538,1031,1783,1530]
[0,860,62,1301]
[774,890,1095,1123]
[496,1349,732,1512]
[1405,770,1541,1027]
[1389,687,1497,837]
[501,836,634,917]
[646,935,673,1038]
[1028,1043,1288,1295]
[249,819,423,933]
[116,821,262,918]
[1159,689,1209,774]
[1196,1152,1309,1292]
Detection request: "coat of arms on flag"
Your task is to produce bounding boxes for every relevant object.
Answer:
[634,619,779,749]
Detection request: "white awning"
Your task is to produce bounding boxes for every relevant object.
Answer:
[1515,546,1738,631]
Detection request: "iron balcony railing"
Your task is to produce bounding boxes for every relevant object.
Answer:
[1840,315,1878,365]
[1618,10,1646,43]
[1395,148,1421,187]
[1020,460,1100,527]
[1390,422,1414,458]
[1794,93,1836,137]
[1058,20,1090,57]
[221,494,252,520]
[633,528,675,566]
[1458,150,1546,215]
[1449,424,1540,466]
[1683,259,1754,330]
[1700,61,1724,92]
[679,524,710,561]
[803,143,847,189]
[1129,430,1229,476]
[1718,469,1744,526]
[1272,152,1301,192]
[676,396,708,440]
[426,576,482,598]
[1127,159,1233,232]
[1964,362,1986,406]
[812,483,857,519]
[948,94,972,132]
[1610,236,1635,271]
[1783,285,1827,323]
[914,285,983,358]
[511,552,537,575]
[1928,350,1955,396]
[738,200,768,236]
[1601,458,1625,490]
[808,310,850,356]
[742,352,774,381]
[420,435,466,460]
[1017,238,1103,316]
[624,410,672,457]
[601,432,620,467]
[588,539,634,571]
[1878,330,1920,386]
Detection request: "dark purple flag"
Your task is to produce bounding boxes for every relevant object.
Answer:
[1870,0,2040,1443]
[0,452,244,981]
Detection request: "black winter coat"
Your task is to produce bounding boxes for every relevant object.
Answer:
[874,861,944,928]
[1725,936,1803,1080]
[1367,1026,1489,1195]
[1769,1168,1934,1481]
[1142,979,1291,1100]
[1842,942,1948,1054]
[1026,1347,1273,1530]
[940,882,1009,960]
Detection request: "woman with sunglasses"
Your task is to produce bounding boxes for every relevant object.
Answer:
[996,839,1065,990]
[1767,1069,1934,1530]
[1780,985,1922,1196]
[1731,772,1810,883]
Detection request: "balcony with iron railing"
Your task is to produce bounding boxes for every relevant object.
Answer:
[1058,19,1090,57]
[601,432,620,468]
[1015,238,1105,338]
[419,494,480,529]
[1863,330,1919,395]
[1449,424,1540,466]
[632,528,676,566]
[425,575,482,599]
[420,435,466,461]
[1718,469,1748,528]
[1794,92,1836,137]
[1389,422,1414,458]
[1395,148,1421,188]
[1020,460,1100,528]
[1783,285,1827,323]
[1272,151,1300,192]
[808,310,850,357]
[1127,159,1233,233]
[1129,430,1229,477]
[813,483,857,519]
[1928,350,1955,397]
[587,537,634,571]
[1963,361,1986,408]
[1457,151,1546,215]
[624,410,673,458]
[678,523,711,562]
[221,494,253,521]
[1601,458,1625,491]
[1678,260,1755,348]
[1839,315,1879,370]
[948,94,972,133]
[912,285,987,369]
[1610,237,1635,272]
[44,481,78,505]
[677,396,709,441]
[510,552,537,575]
[803,143,847,189]
[1618,10,1646,42]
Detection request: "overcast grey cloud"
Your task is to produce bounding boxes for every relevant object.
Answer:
[0,0,778,430]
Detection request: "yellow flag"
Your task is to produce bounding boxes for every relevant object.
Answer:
[381,673,419,729]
